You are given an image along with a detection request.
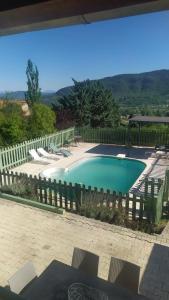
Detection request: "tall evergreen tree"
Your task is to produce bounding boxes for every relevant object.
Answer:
[90,81,120,128]
[55,79,91,127]
[25,59,41,107]
[56,79,120,128]
[70,79,91,126]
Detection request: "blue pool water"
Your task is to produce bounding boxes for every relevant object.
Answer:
[51,156,145,193]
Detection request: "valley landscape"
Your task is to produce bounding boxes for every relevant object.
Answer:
[2,69,169,117]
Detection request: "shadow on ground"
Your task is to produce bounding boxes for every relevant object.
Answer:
[86,145,154,159]
[139,243,169,299]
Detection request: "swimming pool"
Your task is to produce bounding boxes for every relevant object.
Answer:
[47,156,145,193]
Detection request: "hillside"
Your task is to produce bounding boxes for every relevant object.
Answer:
[55,69,169,106]
[0,91,25,99]
[0,91,56,104]
[1,69,169,107]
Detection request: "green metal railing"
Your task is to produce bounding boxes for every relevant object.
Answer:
[77,127,169,146]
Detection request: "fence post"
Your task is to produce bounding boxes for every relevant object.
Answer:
[61,131,63,147]
[0,170,2,188]
[0,153,3,171]
[163,168,169,202]
[150,179,156,222]
[154,184,164,224]
[74,183,82,210]
[25,141,28,161]
[144,178,155,222]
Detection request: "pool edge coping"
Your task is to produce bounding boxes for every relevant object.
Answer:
[40,154,150,193]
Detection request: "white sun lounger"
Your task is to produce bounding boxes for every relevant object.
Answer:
[37,148,60,161]
[29,149,53,164]
[151,150,166,158]
[117,154,126,158]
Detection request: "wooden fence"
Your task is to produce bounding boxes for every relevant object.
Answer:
[1,126,169,170]
[0,127,75,171]
[0,171,164,223]
[77,127,169,147]
[163,169,169,202]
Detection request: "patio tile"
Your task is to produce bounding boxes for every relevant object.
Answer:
[0,198,168,299]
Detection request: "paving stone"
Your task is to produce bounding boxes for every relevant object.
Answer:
[0,198,169,299]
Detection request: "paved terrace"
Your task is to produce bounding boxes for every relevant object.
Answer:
[11,143,169,181]
[0,199,169,300]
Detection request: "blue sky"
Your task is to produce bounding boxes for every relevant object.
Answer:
[0,10,169,91]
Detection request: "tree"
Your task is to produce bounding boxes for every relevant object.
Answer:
[56,79,120,128]
[89,81,120,127]
[0,103,27,145]
[25,59,41,107]
[28,103,55,138]
[52,105,74,129]
[58,79,91,127]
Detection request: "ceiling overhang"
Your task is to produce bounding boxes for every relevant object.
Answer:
[0,0,169,36]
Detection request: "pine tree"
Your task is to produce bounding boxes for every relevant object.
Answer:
[56,79,120,128]
[90,81,120,128]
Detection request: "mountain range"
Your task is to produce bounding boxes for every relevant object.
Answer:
[55,69,169,107]
[1,69,169,107]
[0,90,55,99]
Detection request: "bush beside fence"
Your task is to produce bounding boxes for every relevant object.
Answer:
[0,170,165,224]
[0,127,75,171]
